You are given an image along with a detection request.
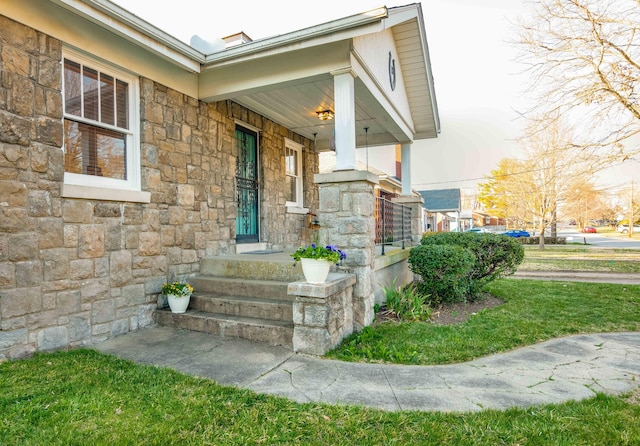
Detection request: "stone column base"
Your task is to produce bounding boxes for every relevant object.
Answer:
[288,273,356,355]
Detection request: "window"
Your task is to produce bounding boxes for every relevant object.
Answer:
[285,138,304,208]
[62,48,146,201]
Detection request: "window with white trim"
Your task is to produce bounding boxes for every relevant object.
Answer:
[284,138,304,208]
[62,48,141,193]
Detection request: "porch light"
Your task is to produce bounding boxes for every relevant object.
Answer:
[316,110,334,121]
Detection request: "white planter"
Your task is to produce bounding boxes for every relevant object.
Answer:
[167,294,191,313]
[300,258,331,284]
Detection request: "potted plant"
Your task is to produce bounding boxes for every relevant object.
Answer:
[162,281,194,313]
[291,244,346,284]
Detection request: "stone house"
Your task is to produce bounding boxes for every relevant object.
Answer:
[0,0,439,360]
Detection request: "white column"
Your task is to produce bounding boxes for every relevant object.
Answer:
[401,143,412,195]
[332,69,356,171]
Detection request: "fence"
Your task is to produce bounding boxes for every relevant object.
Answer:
[375,197,412,255]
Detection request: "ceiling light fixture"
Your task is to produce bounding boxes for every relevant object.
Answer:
[316,110,334,121]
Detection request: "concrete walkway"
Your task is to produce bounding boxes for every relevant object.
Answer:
[94,327,640,412]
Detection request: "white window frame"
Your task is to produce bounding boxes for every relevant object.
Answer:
[61,47,149,203]
[285,138,306,212]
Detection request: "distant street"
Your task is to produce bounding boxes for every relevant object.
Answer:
[559,229,640,249]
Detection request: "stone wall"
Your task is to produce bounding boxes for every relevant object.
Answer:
[373,248,412,305]
[0,15,317,360]
[289,273,356,355]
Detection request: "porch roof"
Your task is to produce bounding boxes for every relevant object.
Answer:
[46,0,440,151]
[417,188,461,212]
[198,4,441,150]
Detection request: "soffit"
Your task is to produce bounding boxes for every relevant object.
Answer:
[387,5,441,140]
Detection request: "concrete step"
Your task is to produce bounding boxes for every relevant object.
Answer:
[199,254,303,281]
[154,309,293,346]
[190,276,293,301]
[190,294,293,322]
[155,252,303,348]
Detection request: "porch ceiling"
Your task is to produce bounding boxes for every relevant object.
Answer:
[231,75,407,151]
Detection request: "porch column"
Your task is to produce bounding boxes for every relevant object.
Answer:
[315,170,379,329]
[400,143,412,196]
[332,69,356,171]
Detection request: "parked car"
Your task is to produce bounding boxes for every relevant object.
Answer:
[617,224,640,234]
[502,230,530,238]
[581,226,596,233]
[466,228,491,233]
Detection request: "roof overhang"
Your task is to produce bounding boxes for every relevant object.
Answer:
[197,3,440,150]
[50,0,204,72]
[8,1,440,150]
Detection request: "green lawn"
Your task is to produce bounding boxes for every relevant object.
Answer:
[328,279,640,365]
[520,245,640,273]
[3,248,640,445]
[1,349,639,445]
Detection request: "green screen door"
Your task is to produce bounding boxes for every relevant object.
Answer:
[235,126,259,243]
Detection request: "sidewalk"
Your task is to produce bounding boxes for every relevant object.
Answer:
[94,327,640,412]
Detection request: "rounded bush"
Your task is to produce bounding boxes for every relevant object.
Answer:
[408,244,475,305]
[420,232,525,297]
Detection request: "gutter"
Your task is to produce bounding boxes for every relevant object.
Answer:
[203,7,388,65]
[51,0,205,72]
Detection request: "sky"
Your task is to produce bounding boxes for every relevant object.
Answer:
[113,0,635,193]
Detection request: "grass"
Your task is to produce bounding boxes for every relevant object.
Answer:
[1,349,639,445]
[327,280,640,365]
[3,246,640,444]
[520,245,640,273]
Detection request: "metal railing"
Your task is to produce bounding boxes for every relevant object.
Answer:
[375,197,412,255]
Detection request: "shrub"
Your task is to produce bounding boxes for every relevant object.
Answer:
[382,279,431,321]
[521,236,566,245]
[408,244,475,304]
[420,232,524,297]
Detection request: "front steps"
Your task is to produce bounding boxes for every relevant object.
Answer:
[154,252,303,347]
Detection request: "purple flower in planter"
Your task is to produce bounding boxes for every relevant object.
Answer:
[291,243,347,265]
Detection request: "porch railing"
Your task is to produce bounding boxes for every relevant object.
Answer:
[375,197,412,255]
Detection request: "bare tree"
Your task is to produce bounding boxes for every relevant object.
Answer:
[621,179,640,235]
[564,178,605,228]
[517,0,640,163]
[480,118,590,249]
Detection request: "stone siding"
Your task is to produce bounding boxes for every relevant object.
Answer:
[0,15,317,360]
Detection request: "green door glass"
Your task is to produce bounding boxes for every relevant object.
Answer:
[235,126,259,243]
